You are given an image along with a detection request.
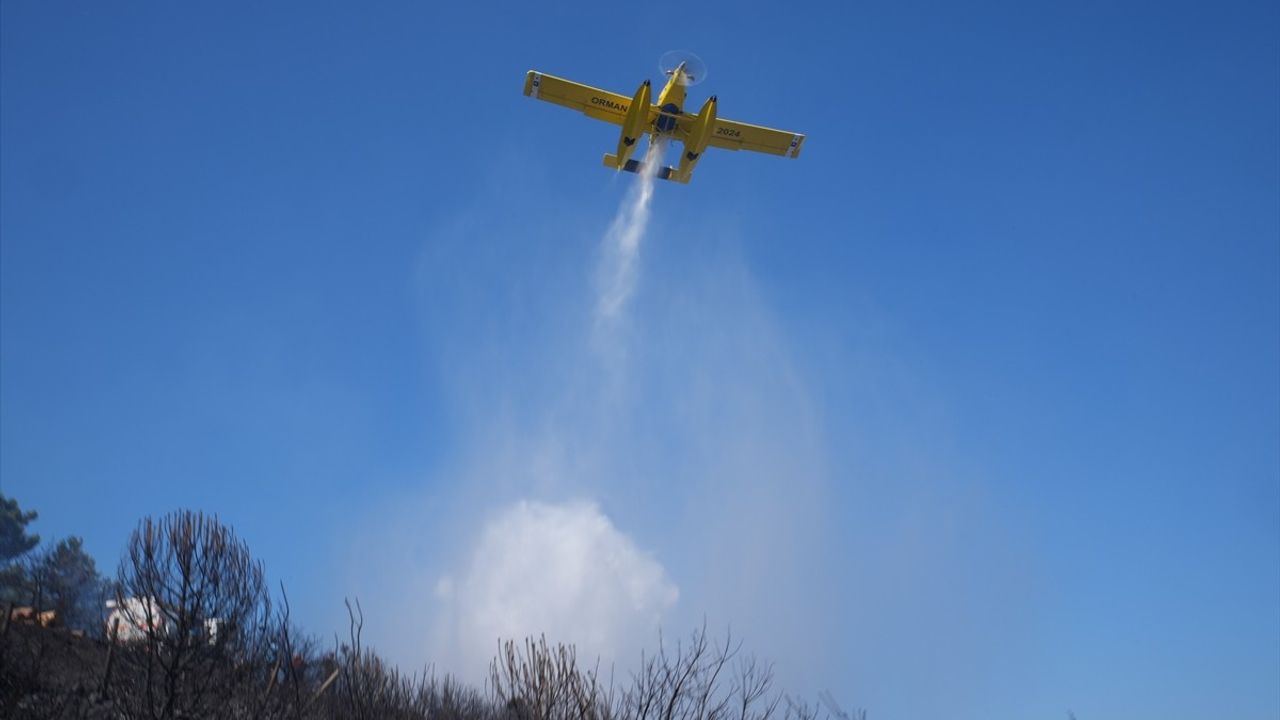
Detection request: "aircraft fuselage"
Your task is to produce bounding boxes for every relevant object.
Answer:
[523,61,805,184]
[653,64,690,135]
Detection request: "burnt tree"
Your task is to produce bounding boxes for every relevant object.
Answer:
[111,510,275,719]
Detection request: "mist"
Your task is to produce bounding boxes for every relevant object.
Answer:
[340,148,1030,714]
[433,499,679,676]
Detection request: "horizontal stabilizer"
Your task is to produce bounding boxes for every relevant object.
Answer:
[602,153,688,184]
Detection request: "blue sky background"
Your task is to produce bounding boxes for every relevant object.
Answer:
[3,1,1278,718]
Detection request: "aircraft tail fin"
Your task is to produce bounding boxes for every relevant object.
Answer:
[603,153,688,184]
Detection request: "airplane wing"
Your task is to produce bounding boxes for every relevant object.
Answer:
[706,117,806,158]
[524,71,631,126]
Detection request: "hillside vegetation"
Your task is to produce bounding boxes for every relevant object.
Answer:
[0,496,860,720]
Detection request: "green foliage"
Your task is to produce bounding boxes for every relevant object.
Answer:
[0,493,39,565]
[0,495,109,632]
[31,536,110,632]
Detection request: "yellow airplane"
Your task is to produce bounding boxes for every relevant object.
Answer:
[522,62,805,184]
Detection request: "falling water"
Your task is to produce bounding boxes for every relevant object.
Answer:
[595,139,666,320]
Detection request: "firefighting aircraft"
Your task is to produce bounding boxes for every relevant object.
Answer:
[522,61,805,184]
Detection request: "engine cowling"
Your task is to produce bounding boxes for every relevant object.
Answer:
[616,80,652,167]
[676,95,717,181]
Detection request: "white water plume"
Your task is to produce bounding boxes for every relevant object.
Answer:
[432,499,678,676]
[595,139,666,320]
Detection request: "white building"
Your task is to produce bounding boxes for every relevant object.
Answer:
[105,597,169,641]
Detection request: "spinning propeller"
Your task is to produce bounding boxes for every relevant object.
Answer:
[659,50,707,86]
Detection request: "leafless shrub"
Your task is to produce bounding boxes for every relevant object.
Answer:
[489,635,615,720]
[817,689,864,720]
[489,624,793,720]
[3,506,861,720]
[299,597,489,720]
[109,510,277,718]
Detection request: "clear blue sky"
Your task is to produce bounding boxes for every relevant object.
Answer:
[2,2,1277,718]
